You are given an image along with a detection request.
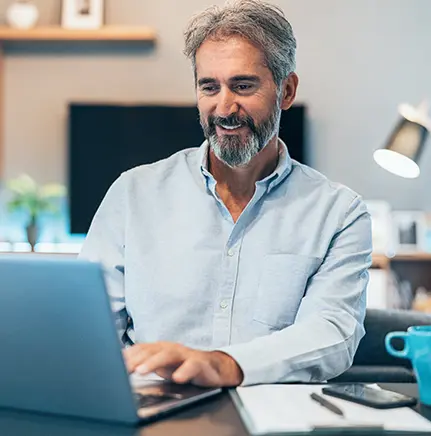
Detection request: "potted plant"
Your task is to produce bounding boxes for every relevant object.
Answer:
[6,174,66,251]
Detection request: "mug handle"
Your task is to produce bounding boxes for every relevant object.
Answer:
[385,331,410,358]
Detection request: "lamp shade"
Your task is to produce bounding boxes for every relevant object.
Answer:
[373,102,430,178]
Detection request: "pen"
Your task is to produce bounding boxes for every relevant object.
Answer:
[310,392,344,417]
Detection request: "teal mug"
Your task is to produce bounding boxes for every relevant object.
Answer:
[385,326,431,406]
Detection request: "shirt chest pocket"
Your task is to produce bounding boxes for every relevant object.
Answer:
[253,253,321,329]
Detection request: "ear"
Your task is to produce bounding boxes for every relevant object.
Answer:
[280,73,299,110]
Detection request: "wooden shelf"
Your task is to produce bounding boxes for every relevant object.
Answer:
[372,253,431,268]
[0,25,156,177]
[0,26,157,42]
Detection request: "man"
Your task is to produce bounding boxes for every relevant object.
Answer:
[79,0,372,387]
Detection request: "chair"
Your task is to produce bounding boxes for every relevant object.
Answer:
[330,308,431,383]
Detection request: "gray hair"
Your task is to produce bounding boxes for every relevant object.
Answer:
[183,0,297,87]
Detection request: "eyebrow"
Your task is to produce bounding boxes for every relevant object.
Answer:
[197,77,217,86]
[197,75,261,87]
[230,75,260,83]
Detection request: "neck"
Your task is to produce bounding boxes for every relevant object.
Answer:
[208,136,280,205]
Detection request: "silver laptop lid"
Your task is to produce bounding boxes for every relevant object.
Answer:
[0,256,138,424]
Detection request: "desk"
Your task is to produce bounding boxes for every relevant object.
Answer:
[0,384,429,436]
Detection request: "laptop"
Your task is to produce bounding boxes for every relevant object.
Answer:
[0,256,221,425]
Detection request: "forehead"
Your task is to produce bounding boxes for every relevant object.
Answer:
[195,35,270,80]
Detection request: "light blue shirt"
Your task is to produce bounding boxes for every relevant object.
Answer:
[79,140,372,386]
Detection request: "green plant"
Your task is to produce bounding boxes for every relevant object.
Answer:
[6,174,66,226]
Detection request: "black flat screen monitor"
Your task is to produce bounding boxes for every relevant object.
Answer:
[68,103,307,234]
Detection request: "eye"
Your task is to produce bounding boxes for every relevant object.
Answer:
[201,85,219,94]
[234,83,255,93]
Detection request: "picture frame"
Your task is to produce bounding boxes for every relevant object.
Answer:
[61,0,104,30]
[392,211,427,253]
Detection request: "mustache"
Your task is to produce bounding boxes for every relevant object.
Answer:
[206,113,257,133]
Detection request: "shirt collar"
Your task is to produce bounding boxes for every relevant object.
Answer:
[198,138,293,193]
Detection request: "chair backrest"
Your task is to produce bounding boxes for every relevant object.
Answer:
[353,309,431,368]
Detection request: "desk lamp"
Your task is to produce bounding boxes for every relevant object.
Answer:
[373,102,430,178]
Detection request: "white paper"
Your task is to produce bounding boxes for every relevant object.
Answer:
[234,385,431,435]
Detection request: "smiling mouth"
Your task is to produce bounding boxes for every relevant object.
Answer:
[218,124,243,130]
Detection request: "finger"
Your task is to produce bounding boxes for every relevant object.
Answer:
[154,367,177,380]
[122,344,151,362]
[136,349,183,375]
[172,359,201,384]
[173,360,221,387]
[123,345,161,373]
[123,342,169,359]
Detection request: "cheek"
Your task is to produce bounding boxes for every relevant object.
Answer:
[242,105,269,124]
[197,105,214,127]
[248,94,279,121]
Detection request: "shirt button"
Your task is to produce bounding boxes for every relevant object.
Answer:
[227,248,235,257]
[220,300,229,309]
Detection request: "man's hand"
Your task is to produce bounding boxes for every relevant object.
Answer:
[123,342,244,387]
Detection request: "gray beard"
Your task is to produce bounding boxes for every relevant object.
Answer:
[206,102,282,168]
[208,132,261,168]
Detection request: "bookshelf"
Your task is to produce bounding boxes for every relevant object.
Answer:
[371,253,431,309]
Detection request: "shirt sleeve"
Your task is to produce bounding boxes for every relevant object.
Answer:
[77,175,130,346]
[218,195,372,386]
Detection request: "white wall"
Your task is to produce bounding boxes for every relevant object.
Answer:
[284,0,431,209]
[2,0,431,209]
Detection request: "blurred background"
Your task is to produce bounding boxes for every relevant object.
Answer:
[0,0,430,311]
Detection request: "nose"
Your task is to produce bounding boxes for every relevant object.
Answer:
[216,87,240,118]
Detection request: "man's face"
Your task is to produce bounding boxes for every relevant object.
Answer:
[195,35,282,168]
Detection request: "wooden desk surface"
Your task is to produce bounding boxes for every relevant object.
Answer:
[0,384,430,436]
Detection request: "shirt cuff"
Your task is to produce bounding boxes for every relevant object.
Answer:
[216,342,283,386]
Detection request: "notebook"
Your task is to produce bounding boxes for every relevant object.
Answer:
[231,384,431,435]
